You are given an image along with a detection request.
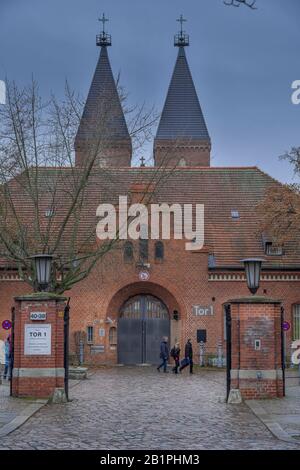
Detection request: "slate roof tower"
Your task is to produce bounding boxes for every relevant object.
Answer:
[154,16,211,167]
[75,15,132,167]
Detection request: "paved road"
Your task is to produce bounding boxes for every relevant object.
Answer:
[1,367,299,450]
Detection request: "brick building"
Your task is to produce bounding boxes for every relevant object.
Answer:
[0,20,300,367]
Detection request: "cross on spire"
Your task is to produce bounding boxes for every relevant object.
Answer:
[140,156,146,167]
[96,13,112,47]
[99,13,109,34]
[177,14,187,36]
[174,14,189,47]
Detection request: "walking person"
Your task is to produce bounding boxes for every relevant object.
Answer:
[157,336,169,373]
[3,335,11,381]
[170,342,181,374]
[179,338,193,374]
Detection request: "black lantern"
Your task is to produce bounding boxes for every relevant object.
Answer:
[241,258,264,295]
[31,254,53,291]
[173,310,179,321]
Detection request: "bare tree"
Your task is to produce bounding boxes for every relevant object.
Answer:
[257,147,300,247]
[0,79,172,294]
[224,0,257,9]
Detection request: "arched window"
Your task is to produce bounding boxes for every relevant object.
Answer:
[124,241,134,263]
[155,241,164,261]
[139,239,148,262]
[109,327,117,346]
[179,158,187,167]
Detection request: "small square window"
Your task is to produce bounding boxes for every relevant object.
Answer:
[231,210,240,219]
[45,209,54,218]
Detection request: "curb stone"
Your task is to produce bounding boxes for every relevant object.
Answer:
[0,400,47,438]
[245,400,300,446]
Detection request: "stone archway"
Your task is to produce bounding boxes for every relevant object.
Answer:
[106,282,182,364]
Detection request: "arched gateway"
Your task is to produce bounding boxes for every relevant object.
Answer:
[118,294,170,364]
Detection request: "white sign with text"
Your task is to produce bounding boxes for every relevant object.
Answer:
[24,324,51,355]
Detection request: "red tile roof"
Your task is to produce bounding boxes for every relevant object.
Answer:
[2,166,299,269]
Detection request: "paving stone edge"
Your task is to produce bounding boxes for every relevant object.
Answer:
[245,400,300,446]
[0,400,47,438]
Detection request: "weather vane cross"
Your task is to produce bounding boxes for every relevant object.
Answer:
[174,14,189,47]
[99,13,109,33]
[177,14,187,35]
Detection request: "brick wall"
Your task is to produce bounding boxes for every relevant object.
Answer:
[0,242,299,367]
[75,140,132,167]
[153,139,211,167]
[11,295,66,398]
[229,299,284,399]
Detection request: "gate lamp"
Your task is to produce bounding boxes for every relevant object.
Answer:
[241,258,264,295]
[31,254,53,291]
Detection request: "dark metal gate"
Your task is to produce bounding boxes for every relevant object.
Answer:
[9,306,15,397]
[64,298,70,401]
[118,295,170,365]
[280,306,286,397]
[225,304,232,401]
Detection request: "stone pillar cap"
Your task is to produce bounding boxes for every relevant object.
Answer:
[224,296,282,305]
[14,292,67,302]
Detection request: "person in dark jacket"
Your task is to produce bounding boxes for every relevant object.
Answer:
[179,338,193,374]
[157,336,169,373]
[170,342,181,374]
[3,335,11,380]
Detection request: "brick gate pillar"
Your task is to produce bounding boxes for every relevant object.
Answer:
[228,297,284,400]
[12,293,67,399]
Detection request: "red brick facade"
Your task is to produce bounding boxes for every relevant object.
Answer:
[153,139,211,168]
[1,247,298,368]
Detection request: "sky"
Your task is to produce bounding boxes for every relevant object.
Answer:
[0,0,299,182]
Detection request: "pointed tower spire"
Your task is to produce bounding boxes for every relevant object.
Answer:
[154,16,211,167]
[75,15,132,167]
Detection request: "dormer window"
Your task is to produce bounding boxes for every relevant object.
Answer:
[45,209,54,218]
[231,210,240,219]
[265,242,283,256]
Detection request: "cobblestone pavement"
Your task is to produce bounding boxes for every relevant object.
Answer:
[0,381,27,428]
[1,367,300,450]
[0,380,46,437]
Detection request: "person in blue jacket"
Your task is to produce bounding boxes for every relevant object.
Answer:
[3,335,11,380]
[157,336,169,373]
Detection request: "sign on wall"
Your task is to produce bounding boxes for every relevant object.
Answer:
[24,324,51,355]
[30,312,47,321]
[91,345,105,354]
[2,319,12,330]
[193,305,214,316]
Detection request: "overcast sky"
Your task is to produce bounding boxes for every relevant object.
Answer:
[0,0,299,181]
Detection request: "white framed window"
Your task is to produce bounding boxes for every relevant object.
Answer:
[109,327,117,346]
[265,242,283,256]
[87,326,94,344]
[293,305,300,340]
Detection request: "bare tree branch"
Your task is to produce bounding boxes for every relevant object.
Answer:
[224,0,257,9]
